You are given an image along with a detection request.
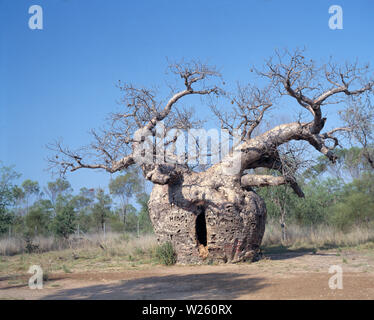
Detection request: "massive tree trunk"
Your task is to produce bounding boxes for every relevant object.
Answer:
[148,170,266,264]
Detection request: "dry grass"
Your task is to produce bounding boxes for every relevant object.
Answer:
[0,233,159,276]
[263,221,374,249]
[2,222,374,257]
[0,232,157,256]
[2,223,374,277]
[0,236,63,256]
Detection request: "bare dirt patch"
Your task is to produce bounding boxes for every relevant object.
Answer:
[1,247,373,300]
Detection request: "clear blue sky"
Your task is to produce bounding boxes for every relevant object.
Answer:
[1,0,373,193]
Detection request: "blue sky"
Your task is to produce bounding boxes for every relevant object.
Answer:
[0,0,373,193]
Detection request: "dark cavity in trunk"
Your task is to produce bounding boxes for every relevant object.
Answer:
[195,208,207,246]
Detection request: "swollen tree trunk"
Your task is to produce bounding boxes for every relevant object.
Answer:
[148,169,267,264]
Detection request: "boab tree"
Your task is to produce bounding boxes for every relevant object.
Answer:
[48,49,373,264]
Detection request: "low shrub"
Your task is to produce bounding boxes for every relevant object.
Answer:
[154,241,176,266]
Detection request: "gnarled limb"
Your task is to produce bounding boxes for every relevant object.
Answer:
[241,174,287,187]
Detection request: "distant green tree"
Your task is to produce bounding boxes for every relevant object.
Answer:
[258,184,294,242]
[290,178,344,226]
[11,185,25,216]
[45,178,72,208]
[137,193,153,233]
[25,200,53,236]
[0,164,20,235]
[122,205,138,232]
[71,188,95,210]
[21,179,40,215]
[0,211,14,235]
[108,211,125,233]
[92,189,112,232]
[70,188,95,233]
[109,168,142,224]
[329,173,374,230]
[52,202,77,239]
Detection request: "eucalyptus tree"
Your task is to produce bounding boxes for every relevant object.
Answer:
[109,168,142,224]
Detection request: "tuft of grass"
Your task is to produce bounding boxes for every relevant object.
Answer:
[62,265,72,273]
[154,242,177,266]
[134,247,144,255]
[120,234,130,242]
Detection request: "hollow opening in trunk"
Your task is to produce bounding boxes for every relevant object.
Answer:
[195,208,207,247]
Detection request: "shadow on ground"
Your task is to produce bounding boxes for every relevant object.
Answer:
[262,245,313,260]
[0,275,67,290]
[42,272,266,300]
[262,243,345,261]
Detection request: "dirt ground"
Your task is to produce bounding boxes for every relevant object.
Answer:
[1,247,374,300]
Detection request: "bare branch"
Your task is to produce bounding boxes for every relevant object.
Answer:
[48,60,222,180]
[256,48,373,134]
[211,83,273,141]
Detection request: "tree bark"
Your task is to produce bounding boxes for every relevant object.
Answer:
[148,170,266,263]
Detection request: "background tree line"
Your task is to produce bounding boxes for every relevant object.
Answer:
[256,146,374,241]
[1,146,373,242]
[0,165,152,240]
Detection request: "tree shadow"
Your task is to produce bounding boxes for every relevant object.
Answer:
[0,274,66,290]
[42,272,267,300]
[0,275,23,282]
[261,244,341,261]
[262,245,316,260]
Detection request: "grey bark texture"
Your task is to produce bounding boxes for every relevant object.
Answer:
[148,171,266,263]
